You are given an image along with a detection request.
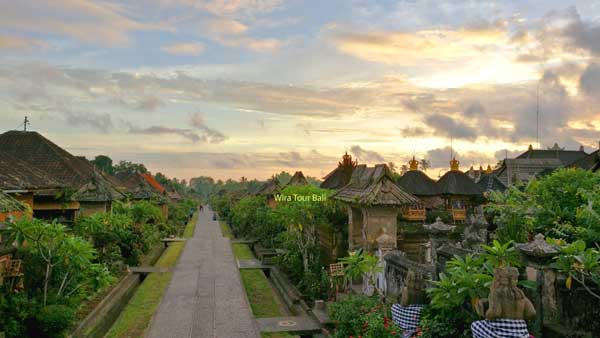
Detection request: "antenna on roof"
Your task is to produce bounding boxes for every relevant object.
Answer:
[23,116,30,132]
[536,80,541,149]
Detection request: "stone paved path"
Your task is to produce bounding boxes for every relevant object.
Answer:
[146,206,260,338]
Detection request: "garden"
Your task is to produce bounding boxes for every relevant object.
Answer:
[0,198,197,338]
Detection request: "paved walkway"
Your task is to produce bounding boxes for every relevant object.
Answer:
[146,207,260,338]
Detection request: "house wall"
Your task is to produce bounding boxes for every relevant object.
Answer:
[78,201,110,218]
[0,211,24,223]
[363,206,398,249]
[348,206,364,250]
[11,192,34,209]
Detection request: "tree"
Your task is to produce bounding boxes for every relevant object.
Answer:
[91,155,113,174]
[275,171,292,186]
[338,152,358,186]
[113,160,148,175]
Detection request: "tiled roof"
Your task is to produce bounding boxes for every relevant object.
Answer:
[397,170,440,196]
[333,164,419,206]
[516,147,588,166]
[141,173,166,194]
[114,172,165,201]
[568,150,600,172]
[477,174,507,193]
[0,131,124,201]
[0,151,62,190]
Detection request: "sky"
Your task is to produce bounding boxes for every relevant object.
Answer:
[1,0,600,181]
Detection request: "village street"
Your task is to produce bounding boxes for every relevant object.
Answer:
[146,206,260,338]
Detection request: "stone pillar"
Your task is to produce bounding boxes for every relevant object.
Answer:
[424,217,456,264]
[517,233,560,337]
[376,230,396,294]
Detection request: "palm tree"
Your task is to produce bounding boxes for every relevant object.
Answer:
[419,159,431,171]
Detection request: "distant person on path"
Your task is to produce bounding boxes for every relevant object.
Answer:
[199,204,203,213]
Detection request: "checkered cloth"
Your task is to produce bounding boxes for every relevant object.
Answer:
[471,319,530,338]
[391,304,423,338]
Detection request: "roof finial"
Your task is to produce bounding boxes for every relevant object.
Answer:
[23,116,29,132]
[486,164,493,174]
[450,157,459,171]
[409,156,419,171]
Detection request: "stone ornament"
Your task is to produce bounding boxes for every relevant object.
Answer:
[517,233,560,258]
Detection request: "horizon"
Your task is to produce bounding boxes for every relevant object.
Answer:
[2,1,600,181]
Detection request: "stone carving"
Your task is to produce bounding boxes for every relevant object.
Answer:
[486,267,536,320]
[462,214,488,250]
[424,217,456,234]
[517,233,560,259]
[471,267,536,338]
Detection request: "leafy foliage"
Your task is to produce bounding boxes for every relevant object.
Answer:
[553,240,600,300]
[329,295,400,338]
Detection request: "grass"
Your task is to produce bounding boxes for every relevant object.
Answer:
[240,269,284,318]
[232,243,254,260]
[219,220,233,238]
[182,213,198,238]
[104,214,196,338]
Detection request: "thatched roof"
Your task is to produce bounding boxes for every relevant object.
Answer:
[255,177,280,196]
[397,170,440,196]
[320,167,346,190]
[437,169,484,196]
[332,164,419,206]
[0,191,25,213]
[285,171,308,187]
[0,131,124,202]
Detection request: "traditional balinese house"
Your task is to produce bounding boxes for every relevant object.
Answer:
[0,131,125,222]
[167,189,183,203]
[285,171,309,187]
[465,165,485,182]
[495,143,588,186]
[396,157,442,221]
[332,164,419,251]
[320,152,357,190]
[477,165,507,194]
[255,177,280,208]
[437,158,484,222]
[115,171,170,219]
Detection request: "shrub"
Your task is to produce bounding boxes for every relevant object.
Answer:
[329,295,399,338]
[27,304,76,338]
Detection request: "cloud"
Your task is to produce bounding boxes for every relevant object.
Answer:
[350,145,385,163]
[399,126,429,137]
[136,95,165,111]
[0,34,48,50]
[162,42,205,55]
[189,112,228,143]
[426,146,496,171]
[212,35,282,52]
[330,23,508,65]
[203,18,248,35]
[561,7,600,56]
[424,113,478,140]
[579,63,600,96]
[128,125,203,143]
[64,111,113,132]
[0,1,164,46]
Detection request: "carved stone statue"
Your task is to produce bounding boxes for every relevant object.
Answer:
[471,267,536,338]
[486,267,536,320]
